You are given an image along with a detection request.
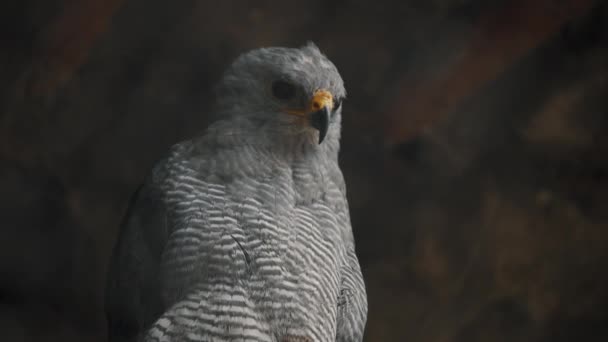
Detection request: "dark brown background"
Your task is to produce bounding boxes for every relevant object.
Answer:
[1,0,608,341]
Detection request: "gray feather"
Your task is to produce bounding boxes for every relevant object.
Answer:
[105,43,367,342]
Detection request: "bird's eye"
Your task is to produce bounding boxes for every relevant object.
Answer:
[271,80,296,100]
[333,97,343,111]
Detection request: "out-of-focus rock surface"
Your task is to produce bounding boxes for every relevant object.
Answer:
[1,0,607,340]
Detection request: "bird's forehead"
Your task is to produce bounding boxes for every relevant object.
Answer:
[234,45,345,97]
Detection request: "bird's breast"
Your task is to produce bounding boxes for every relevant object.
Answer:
[159,161,346,340]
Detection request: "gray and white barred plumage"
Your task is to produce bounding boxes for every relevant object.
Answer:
[105,43,367,342]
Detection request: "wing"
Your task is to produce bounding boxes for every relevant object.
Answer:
[105,176,169,342]
[336,245,368,342]
[330,168,368,341]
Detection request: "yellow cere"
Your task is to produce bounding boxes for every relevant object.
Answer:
[286,89,333,116]
[311,89,334,111]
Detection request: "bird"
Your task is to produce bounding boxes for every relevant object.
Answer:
[104,42,367,342]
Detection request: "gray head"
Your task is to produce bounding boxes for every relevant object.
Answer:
[214,42,346,147]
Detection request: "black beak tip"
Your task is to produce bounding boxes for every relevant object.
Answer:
[310,107,330,144]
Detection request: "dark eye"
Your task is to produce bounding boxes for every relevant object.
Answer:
[333,97,343,111]
[272,80,296,100]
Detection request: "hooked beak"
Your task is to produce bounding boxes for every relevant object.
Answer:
[309,106,330,144]
[285,89,333,144]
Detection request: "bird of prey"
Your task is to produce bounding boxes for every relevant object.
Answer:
[105,42,367,342]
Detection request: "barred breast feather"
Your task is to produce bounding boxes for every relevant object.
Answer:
[105,122,367,342]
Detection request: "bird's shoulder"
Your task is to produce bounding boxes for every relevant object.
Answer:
[148,139,215,183]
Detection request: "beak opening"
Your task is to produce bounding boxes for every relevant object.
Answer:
[309,107,330,144]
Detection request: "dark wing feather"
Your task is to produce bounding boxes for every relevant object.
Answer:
[105,179,169,342]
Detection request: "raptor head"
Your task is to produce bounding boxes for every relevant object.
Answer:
[215,42,346,145]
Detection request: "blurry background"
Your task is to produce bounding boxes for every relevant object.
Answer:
[1,0,607,341]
